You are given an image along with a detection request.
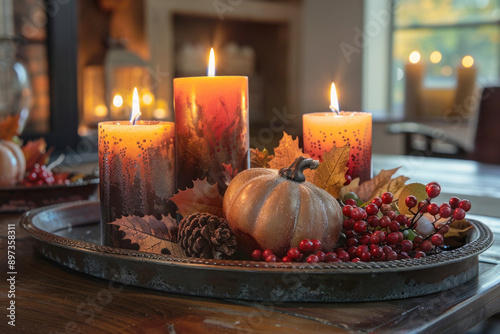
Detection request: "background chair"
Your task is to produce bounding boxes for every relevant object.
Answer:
[387,86,500,165]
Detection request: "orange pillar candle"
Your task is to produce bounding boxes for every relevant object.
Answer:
[99,89,176,248]
[303,83,372,182]
[174,49,249,190]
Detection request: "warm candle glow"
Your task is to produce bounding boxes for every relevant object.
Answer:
[441,65,453,76]
[130,87,141,125]
[94,104,108,117]
[113,94,123,108]
[208,48,216,77]
[329,82,340,113]
[142,91,154,106]
[462,55,474,68]
[430,51,442,64]
[409,51,421,64]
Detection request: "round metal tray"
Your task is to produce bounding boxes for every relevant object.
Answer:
[20,200,494,302]
[0,175,98,213]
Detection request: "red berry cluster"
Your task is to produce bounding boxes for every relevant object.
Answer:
[248,182,471,263]
[252,239,341,263]
[23,164,55,186]
[22,164,70,186]
[338,181,471,262]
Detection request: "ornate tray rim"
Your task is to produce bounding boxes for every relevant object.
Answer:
[20,200,494,273]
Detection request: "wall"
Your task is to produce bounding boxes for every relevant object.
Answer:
[300,0,364,114]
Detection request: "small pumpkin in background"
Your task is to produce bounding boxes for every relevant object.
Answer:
[0,140,26,186]
[223,156,343,257]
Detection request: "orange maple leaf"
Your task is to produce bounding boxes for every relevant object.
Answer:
[269,132,310,170]
[170,178,224,218]
[250,148,274,168]
[0,115,20,140]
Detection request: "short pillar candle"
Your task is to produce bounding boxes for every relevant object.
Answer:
[303,112,372,182]
[98,120,176,248]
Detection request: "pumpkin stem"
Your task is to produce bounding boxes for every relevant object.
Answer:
[278,156,319,183]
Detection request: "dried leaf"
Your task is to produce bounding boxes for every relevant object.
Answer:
[356,167,401,202]
[269,132,310,170]
[250,148,274,168]
[397,183,427,215]
[313,143,350,198]
[22,138,53,170]
[109,215,184,256]
[372,175,410,200]
[341,177,361,198]
[0,115,20,140]
[445,219,474,239]
[444,219,474,248]
[221,163,238,186]
[171,178,224,218]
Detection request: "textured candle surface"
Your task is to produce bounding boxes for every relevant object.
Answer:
[303,112,372,182]
[174,76,249,190]
[99,121,176,248]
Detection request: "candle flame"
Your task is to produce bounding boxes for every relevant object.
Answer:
[329,82,340,114]
[112,94,123,108]
[462,55,474,68]
[130,87,141,125]
[430,51,442,64]
[409,51,421,64]
[208,48,216,77]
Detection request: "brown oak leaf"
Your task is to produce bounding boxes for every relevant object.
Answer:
[356,167,402,203]
[250,148,274,168]
[109,215,184,256]
[0,115,20,140]
[313,143,350,198]
[170,178,224,218]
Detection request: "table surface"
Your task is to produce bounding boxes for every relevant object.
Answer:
[1,155,500,333]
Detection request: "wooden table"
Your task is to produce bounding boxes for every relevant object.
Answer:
[1,155,500,333]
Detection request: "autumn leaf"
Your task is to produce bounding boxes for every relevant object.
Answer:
[341,177,361,198]
[269,132,311,170]
[444,219,475,248]
[313,143,350,198]
[445,219,474,239]
[170,178,224,218]
[250,148,274,168]
[397,183,427,215]
[22,138,53,170]
[356,167,401,202]
[221,163,238,186]
[372,175,410,200]
[0,115,20,140]
[109,215,184,256]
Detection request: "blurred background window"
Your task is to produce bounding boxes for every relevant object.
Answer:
[391,0,500,116]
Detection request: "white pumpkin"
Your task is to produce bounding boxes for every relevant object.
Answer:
[0,140,26,186]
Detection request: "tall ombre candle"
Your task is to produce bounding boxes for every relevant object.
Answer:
[303,83,372,182]
[174,48,249,190]
[99,89,176,248]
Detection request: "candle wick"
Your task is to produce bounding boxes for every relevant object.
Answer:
[131,112,141,125]
[329,105,340,115]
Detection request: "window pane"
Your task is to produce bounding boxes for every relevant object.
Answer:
[391,25,500,113]
[395,0,500,27]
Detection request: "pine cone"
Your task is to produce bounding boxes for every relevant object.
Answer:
[178,213,237,259]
